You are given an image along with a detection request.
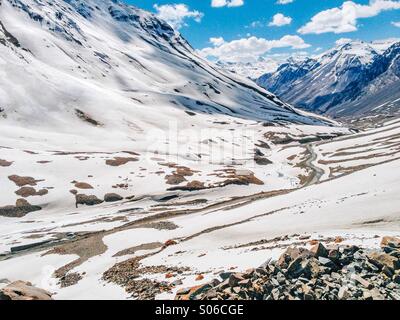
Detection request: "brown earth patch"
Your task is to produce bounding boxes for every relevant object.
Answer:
[209,169,264,187]
[165,166,199,185]
[8,175,44,187]
[138,221,179,231]
[74,182,94,189]
[0,159,13,167]
[0,199,42,218]
[165,173,187,185]
[36,160,52,164]
[106,157,139,166]
[75,194,103,207]
[168,180,206,192]
[15,187,48,198]
[43,234,107,287]
[292,149,313,186]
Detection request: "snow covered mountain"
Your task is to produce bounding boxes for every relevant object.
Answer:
[256,40,400,118]
[0,0,331,145]
[216,57,279,80]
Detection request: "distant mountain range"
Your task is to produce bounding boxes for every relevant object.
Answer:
[255,39,400,119]
[216,57,279,80]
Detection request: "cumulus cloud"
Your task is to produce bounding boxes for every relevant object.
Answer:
[298,0,400,34]
[269,13,292,26]
[209,37,226,46]
[277,0,294,4]
[392,21,400,27]
[211,0,244,8]
[198,35,310,62]
[153,4,203,29]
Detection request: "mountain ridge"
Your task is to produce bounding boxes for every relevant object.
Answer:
[0,0,334,147]
[256,39,400,118]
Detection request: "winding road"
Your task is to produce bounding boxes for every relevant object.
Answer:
[304,143,325,187]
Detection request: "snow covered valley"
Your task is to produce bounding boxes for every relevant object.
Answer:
[0,0,400,300]
[1,118,400,299]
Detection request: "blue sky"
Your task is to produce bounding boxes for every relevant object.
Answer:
[127,0,400,62]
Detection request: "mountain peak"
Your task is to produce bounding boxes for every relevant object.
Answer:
[256,38,400,118]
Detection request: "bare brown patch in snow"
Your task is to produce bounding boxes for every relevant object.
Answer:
[165,173,187,185]
[15,187,48,198]
[209,169,264,187]
[8,175,44,187]
[168,180,206,191]
[43,234,107,288]
[106,157,138,166]
[0,199,41,218]
[138,221,179,231]
[75,194,103,207]
[0,159,13,167]
[73,182,94,189]
[165,165,199,185]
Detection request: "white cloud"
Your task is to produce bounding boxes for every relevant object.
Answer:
[153,4,203,29]
[211,0,244,8]
[335,38,352,45]
[209,37,225,46]
[298,0,400,34]
[269,13,292,26]
[277,0,294,4]
[198,35,310,62]
[392,21,400,27]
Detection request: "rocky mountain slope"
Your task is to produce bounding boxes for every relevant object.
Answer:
[256,40,400,119]
[0,0,330,143]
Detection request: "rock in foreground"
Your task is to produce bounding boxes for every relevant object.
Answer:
[176,237,400,300]
[0,281,53,300]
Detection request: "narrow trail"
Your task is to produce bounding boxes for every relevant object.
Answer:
[304,143,325,187]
